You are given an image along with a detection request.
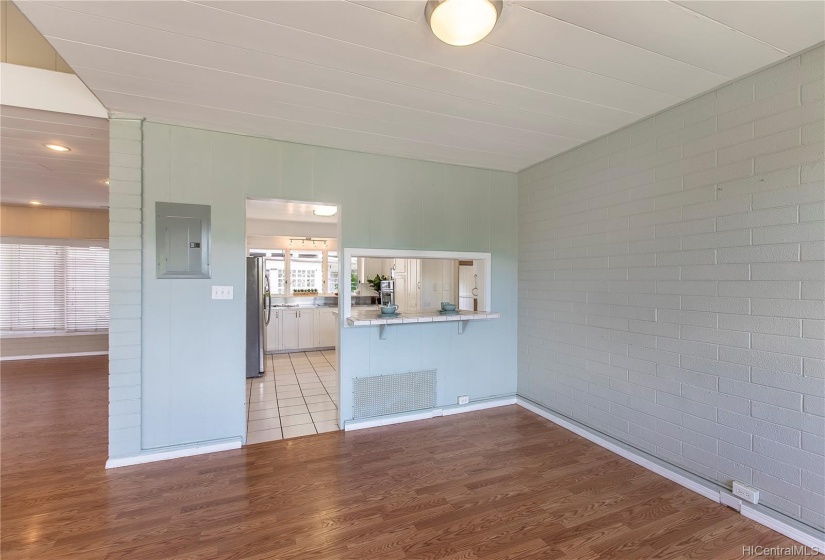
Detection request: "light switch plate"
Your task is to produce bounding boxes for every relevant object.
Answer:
[212,286,233,300]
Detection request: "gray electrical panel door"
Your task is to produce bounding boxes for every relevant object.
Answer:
[156,202,211,279]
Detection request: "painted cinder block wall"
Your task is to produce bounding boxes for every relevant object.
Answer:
[518,45,825,531]
[110,121,518,457]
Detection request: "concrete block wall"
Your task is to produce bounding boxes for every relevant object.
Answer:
[108,118,143,459]
[518,45,824,530]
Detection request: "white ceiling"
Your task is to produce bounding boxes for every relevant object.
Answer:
[16,0,825,172]
[0,105,109,208]
[246,199,338,223]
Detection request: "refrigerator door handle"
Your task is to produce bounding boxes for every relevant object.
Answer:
[263,272,271,325]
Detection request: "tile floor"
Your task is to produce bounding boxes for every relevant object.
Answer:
[245,350,339,445]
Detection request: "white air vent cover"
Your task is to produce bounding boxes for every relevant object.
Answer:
[353,370,437,419]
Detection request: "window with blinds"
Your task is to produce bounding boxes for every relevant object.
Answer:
[0,244,109,332]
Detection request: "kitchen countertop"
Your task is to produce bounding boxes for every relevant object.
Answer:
[346,309,500,326]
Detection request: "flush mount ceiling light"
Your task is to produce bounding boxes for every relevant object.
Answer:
[103,179,110,185]
[313,205,337,217]
[44,143,71,152]
[426,0,502,47]
[29,200,43,206]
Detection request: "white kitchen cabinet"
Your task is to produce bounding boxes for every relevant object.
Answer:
[297,309,314,350]
[314,308,337,348]
[265,308,282,352]
[273,307,335,352]
[363,258,390,282]
[281,309,314,350]
[281,310,300,350]
[406,259,420,312]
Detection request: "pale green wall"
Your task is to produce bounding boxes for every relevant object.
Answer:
[141,122,518,449]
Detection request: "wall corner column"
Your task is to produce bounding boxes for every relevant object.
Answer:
[108,117,144,462]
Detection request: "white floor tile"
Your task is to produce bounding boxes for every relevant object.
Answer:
[314,421,339,433]
[282,413,313,427]
[277,397,305,407]
[282,424,316,439]
[249,401,279,411]
[247,350,341,441]
[280,404,309,416]
[248,417,282,431]
[307,400,337,412]
[248,408,279,421]
[246,428,283,444]
[304,394,332,404]
[310,409,338,422]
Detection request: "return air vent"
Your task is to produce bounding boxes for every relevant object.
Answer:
[353,370,437,420]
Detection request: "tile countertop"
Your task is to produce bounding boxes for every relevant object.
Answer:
[346,309,500,326]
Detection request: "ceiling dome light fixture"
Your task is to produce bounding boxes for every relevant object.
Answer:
[44,143,70,152]
[313,205,337,217]
[426,0,502,47]
[29,200,43,206]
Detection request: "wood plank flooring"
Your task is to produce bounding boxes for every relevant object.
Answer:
[1,357,803,559]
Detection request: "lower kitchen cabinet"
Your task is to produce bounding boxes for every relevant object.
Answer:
[265,307,336,353]
[315,308,336,348]
[281,309,314,350]
[265,308,282,353]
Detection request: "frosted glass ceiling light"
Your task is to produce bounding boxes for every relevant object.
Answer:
[426,0,502,47]
[44,143,70,152]
[313,205,337,217]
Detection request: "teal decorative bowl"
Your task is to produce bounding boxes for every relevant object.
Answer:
[440,302,457,312]
[380,305,398,315]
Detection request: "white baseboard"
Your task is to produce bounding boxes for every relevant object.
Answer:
[516,397,718,501]
[1,351,108,361]
[344,396,516,431]
[516,396,825,551]
[742,504,825,552]
[106,438,242,469]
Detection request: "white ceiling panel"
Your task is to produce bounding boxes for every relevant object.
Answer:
[675,1,825,54]
[520,1,788,77]
[0,106,109,208]
[16,0,825,172]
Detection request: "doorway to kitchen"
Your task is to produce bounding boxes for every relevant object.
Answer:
[244,199,341,444]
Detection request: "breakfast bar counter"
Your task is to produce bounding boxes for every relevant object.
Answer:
[345,309,500,338]
[346,309,500,326]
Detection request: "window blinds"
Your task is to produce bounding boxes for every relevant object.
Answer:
[66,247,109,331]
[0,244,109,332]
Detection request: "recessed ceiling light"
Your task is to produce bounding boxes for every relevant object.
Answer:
[44,143,71,152]
[29,200,43,206]
[426,0,502,47]
[313,205,338,217]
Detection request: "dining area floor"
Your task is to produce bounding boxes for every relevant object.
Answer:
[245,350,339,444]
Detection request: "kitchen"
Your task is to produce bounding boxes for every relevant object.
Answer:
[245,199,341,442]
[244,199,492,443]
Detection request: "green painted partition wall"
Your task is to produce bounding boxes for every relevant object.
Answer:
[139,122,518,450]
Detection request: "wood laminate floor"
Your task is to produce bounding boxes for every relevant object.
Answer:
[1,357,804,559]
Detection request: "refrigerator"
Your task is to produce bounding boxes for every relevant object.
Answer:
[245,257,270,378]
[459,260,483,312]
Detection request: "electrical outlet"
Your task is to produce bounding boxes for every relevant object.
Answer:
[457,395,469,405]
[732,481,759,504]
[212,286,233,300]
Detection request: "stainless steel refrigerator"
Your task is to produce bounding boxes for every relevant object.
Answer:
[246,257,270,378]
